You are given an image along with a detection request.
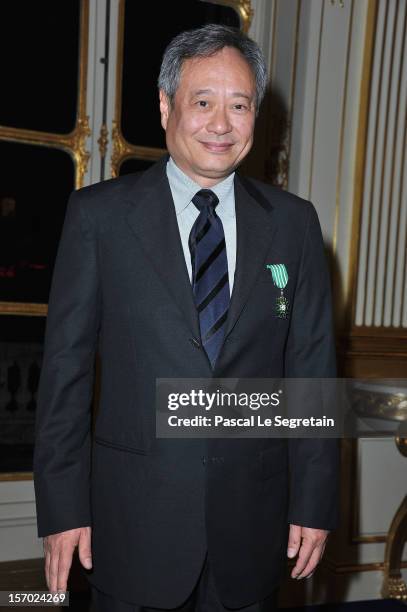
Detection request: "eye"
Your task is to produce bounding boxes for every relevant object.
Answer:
[197,100,208,108]
[233,104,247,111]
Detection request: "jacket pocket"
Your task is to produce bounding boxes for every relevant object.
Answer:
[94,435,149,455]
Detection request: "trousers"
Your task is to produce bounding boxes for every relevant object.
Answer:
[90,553,279,611]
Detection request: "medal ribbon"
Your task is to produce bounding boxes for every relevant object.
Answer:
[266,264,288,289]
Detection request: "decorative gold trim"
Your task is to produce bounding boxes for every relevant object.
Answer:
[395,436,407,457]
[206,0,253,33]
[322,557,407,574]
[382,577,407,601]
[98,123,109,158]
[352,534,388,544]
[111,121,166,177]
[71,116,91,187]
[0,302,47,317]
[110,0,252,177]
[347,0,378,330]
[352,388,407,422]
[0,472,33,482]
[381,495,407,600]
[0,0,91,190]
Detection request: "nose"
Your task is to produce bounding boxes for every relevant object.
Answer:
[206,105,232,135]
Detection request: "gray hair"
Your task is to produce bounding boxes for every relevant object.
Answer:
[158,24,268,113]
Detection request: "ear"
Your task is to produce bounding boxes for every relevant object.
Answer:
[159,89,170,130]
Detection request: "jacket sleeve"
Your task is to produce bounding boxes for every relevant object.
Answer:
[33,189,101,537]
[285,202,340,531]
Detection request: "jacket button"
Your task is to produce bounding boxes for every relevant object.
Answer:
[189,337,201,349]
[202,456,207,465]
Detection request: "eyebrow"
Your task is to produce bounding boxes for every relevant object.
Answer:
[192,89,253,100]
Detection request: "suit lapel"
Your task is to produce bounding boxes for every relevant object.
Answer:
[125,156,201,340]
[222,174,277,341]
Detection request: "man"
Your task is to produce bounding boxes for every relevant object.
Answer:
[33,24,339,612]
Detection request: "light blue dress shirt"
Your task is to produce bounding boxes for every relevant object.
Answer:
[166,157,237,296]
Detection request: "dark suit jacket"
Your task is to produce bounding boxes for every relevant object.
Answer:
[33,155,340,609]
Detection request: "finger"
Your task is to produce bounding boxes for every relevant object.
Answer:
[78,528,92,570]
[295,544,324,579]
[57,546,74,592]
[293,538,326,579]
[44,549,51,591]
[48,549,60,594]
[291,536,315,578]
[287,524,302,559]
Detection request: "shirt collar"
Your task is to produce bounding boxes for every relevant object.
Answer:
[166,156,235,218]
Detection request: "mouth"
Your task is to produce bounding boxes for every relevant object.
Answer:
[199,142,235,153]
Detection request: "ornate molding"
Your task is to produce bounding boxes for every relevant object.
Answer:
[0,472,33,482]
[111,120,128,177]
[98,123,109,159]
[110,120,166,177]
[237,0,254,31]
[208,0,254,32]
[0,302,47,317]
[352,388,407,422]
[382,576,407,601]
[69,116,91,188]
[395,436,407,457]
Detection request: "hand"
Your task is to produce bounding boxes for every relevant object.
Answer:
[43,526,92,594]
[287,524,328,579]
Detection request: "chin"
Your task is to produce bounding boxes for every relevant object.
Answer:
[198,166,234,179]
[199,159,237,176]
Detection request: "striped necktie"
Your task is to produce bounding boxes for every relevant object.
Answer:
[188,189,230,369]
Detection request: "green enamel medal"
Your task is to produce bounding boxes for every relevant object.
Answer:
[266,264,289,318]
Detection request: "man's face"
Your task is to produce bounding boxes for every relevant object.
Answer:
[160,46,257,187]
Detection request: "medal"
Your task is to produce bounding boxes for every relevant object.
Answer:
[275,292,289,318]
[266,264,289,318]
